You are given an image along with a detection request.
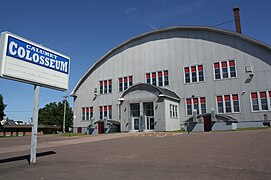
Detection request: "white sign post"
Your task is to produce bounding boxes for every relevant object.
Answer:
[0,32,70,164]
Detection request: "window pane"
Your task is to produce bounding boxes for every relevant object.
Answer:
[261,98,268,110]
[230,66,236,77]
[185,72,190,83]
[201,103,206,114]
[192,72,197,82]
[233,101,240,112]
[199,71,204,82]
[218,102,223,113]
[187,104,192,115]
[225,101,231,113]
[215,69,220,79]
[164,71,169,86]
[222,68,228,78]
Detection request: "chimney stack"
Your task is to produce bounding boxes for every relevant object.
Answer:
[233,7,242,34]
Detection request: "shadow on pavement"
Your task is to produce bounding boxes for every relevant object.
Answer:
[0,151,56,164]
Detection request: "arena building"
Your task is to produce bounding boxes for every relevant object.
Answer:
[70,24,271,134]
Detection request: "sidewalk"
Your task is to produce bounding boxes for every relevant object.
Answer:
[0,132,136,155]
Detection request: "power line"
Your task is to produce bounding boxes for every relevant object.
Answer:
[211,19,234,27]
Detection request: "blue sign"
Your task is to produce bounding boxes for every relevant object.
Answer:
[6,36,69,74]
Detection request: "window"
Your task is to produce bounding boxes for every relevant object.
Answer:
[146,73,151,84]
[129,76,133,87]
[124,77,128,90]
[250,91,271,112]
[191,66,197,82]
[170,104,178,118]
[100,105,112,119]
[144,102,154,116]
[99,106,103,120]
[232,95,239,112]
[119,76,133,92]
[119,78,123,92]
[214,63,221,80]
[186,97,206,116]
[99,81,103,94]
[130,103,140,117]
[222,62,228,79]
[200,97,206,114]
[260,92,268,110]
[186,99,192,115]
[104,80,107,94]
[108,80,112,93]
[216,96,224,113]
[164,70,169,86]
[213,60,237,80]
[89,107,93,119]
[184,65,204,84]
[184,67,190,83]
[82,108,86,121]
[146,70,169,86]
[229,60,236,77]
[198,65,204,82]
[152,72,156,86]
[104,106,107,118]
[158,71,163,86]
[216,94,240,114]
[251,92,259,111]
[108,106,112,119]
[100,79,112,94]
[86,107,89,120]
[225,95,231,113]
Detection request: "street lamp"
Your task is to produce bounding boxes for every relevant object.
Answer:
[63,96,68,133]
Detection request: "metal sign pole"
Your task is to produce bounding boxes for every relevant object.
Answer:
[30,85,40,164]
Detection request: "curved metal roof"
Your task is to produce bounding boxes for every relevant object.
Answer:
[70,26,271,96]
[119,83,180,101]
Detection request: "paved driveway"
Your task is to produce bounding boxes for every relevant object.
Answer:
[0,130,271,180]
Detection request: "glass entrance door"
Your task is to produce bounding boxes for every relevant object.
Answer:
[146,117,155,130]
[143,102,154,131]
[130,103,140,131]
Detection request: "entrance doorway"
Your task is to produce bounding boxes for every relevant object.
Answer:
[98,122,104,134]
[130,103,140,131]
[144,102,154,131]
[204,115,212,132]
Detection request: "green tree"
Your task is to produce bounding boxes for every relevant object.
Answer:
[38,100,73,132]
[0,94,6,121]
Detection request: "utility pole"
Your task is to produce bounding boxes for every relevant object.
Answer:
[63,96,68,133]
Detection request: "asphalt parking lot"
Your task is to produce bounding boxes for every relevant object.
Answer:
[0,129,271,180]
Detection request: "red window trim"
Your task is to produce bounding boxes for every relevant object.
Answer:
[200,97,205,104]
[186,99,192,105]
[198,65,203,71]
[158,71,162,77]
[232,94,238,101]
[164,70,168,76]
[260,92,267,98]
[214,63,220,69]
[124,77,128,82]
[193,98,198,104]
[184,67,189,73]
[224,95,230,101]
[229,60,235,67]
[222,62,227,68]
[217,96,223,102]
[251,92,258,99]
[191,66,196,72]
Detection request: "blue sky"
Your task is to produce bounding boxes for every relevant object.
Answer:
[0,0,270,122]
